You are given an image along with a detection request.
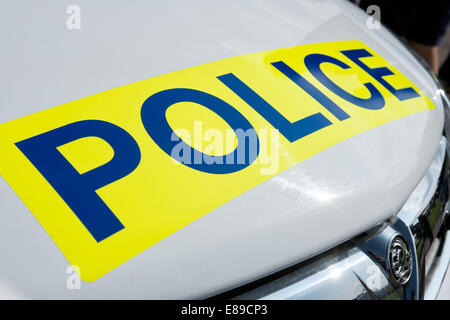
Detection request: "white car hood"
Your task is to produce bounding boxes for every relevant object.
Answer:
[0,0,445,298]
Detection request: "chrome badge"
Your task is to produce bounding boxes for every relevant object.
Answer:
[389,236,412,285]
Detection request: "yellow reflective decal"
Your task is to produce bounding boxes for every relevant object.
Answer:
[0,40,435,281]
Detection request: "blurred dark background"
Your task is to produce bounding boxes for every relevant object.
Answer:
[350,0,450,89]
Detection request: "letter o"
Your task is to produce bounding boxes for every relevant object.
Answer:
[141,88,259,174]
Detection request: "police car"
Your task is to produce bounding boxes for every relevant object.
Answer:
[0,0,449,299]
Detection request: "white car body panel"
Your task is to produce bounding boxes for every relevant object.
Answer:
[0,0,444,298]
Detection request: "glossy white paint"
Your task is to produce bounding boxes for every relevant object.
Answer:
[0,0,445,298]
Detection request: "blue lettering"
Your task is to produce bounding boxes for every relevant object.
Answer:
[218,72,332,143]
[141,88,259,174]
[271,61,351,121]
[341,49,420,101]
[15,120,141,242]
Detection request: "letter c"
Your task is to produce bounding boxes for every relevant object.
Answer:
[305,53,385,110]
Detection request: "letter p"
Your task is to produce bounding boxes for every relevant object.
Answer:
[15,120,141,242]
